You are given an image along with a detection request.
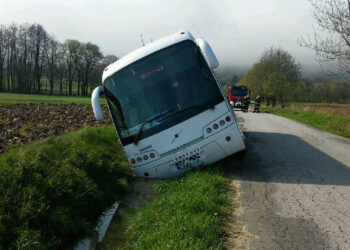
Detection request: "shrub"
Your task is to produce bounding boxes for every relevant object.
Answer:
[0,126,134,249]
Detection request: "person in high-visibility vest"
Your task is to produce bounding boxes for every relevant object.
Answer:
[254,95,261,113]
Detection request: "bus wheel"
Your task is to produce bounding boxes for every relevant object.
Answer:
[236,148,246,157]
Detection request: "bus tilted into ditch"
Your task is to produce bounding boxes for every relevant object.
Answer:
[91,30,245,178]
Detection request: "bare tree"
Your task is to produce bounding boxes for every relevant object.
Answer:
[56,44,66,95]
[65,39,84,95]
[300,0,350,74]
[18,24,36,93]
[81,42,102,96]
[0,22,117,96]
[63,40,78,95]
[7,24,18,92]
[0,25,7,91]
[101,55,118,69]
[28,24,48,93]
[45,35,58,94]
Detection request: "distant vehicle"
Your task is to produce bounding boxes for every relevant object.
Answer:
[91,30,245,179]
[228,86,249,108]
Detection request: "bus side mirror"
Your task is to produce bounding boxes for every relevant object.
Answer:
[195,39,219,69]
[91,86,104,121]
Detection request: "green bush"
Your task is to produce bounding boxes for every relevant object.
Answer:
[0,126,134,249]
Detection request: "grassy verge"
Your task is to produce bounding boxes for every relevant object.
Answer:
[264,103,350,139]
[0,92,106,105]
[101,163,230,250]
[0,125,134,249]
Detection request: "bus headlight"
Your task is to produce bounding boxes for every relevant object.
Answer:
[130,151,158,167]
[203,113,233,138]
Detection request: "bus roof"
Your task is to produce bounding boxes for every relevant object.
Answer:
[102,30,195,82]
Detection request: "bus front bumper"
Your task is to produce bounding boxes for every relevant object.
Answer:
[132,123,245,178]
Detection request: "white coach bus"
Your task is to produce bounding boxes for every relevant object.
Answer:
[91,30,245,178]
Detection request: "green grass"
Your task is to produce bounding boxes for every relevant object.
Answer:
[39,77,80,92]
[0,125,134,249]
[264,104,350,139]
[3,76,81,93]
[101,163,230,250]
[0,92,106,105]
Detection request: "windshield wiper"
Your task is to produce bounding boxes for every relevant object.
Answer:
[174,104,215,116]
[156,104,215,125]
[134,108,177,145]
[133,104,215,145]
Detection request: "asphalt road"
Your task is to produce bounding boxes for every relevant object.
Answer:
[229,111,350,250]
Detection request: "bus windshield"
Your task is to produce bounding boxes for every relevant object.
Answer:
[104,40,223,145]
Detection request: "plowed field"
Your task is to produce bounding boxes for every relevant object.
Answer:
[0,104,112,153]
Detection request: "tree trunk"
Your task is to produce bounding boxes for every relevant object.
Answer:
[69,78,72,95]
[78,81,80,96]
[49,68,54,95]
[59,71,63,95]
[34,43,41,93]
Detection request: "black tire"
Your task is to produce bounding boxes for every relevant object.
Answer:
[227,148,246,161]
[236,148,246,156]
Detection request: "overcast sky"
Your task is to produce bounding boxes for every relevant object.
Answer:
[1,0,320,76]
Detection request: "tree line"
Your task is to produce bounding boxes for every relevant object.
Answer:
[236,47,350,105]
[227,0,350,106]
[0,23,118,96]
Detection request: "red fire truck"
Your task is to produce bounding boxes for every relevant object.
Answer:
[228,85,249,108]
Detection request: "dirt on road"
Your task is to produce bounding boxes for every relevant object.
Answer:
[228,112,350,249]
[0,104,112,153]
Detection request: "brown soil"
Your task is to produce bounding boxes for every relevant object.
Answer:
[0,104,112,154]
